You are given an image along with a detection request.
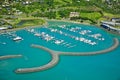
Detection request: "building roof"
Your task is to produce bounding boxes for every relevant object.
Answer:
[111,18,120,21]
[69,12,79,18]
[101,21,120,26]
[102,23,120,31]
[0,27,8,30]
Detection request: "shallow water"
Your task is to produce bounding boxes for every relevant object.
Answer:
[0,21,120,80]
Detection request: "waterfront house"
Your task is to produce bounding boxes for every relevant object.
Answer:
[0,27,8,30]
[69,12,79,18]
[111,18,120,23]
[7,25,13,29]
[101,20,120,26]
[101,23,120,34]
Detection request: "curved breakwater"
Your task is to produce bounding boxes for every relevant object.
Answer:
[15,38,119,74]
[0,55,22,60]
[60,38,119,56]
[15,45,59,73]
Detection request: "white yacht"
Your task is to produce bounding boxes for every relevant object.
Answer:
[55,40,63,45]
[75,37,79,40]
[13,36,23,41]
[34,33,41,36]
[55,40,61,45]
[79,37,85,41]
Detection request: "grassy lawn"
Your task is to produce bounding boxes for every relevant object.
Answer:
[103,12,120,18]
[63,6,101,12]
[80,12,102,21]
[16,19,46,28]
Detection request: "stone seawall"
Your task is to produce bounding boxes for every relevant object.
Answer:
[15,45,59,73]
[59,38,119,56]
[0,55,22,60]
[15,38,119,74]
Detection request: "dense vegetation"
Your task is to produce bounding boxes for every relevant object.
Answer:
[0,0,120,24]
[16,19,46,28]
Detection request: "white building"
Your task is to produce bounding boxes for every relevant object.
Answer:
[0,27,8,30]
[69,12,79,18]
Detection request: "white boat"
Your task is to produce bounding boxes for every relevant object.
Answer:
[101,38,105,41]
[13,36,23,41]
[55,40,61,45]
[75,37,79,40]
[68,45,76,48]
[59,31,63,34]
[30,29,34,32]
[89,42,96,45]
[44,36,53,41]
[59,25,66,28]
[34,33,41,36]
[54,40,63,45]
[51,29,55,32]
[79,37,85,41]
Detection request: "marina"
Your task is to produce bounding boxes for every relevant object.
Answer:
[0,31,23,42]
[0,0,120,79]
[0,21,120,80]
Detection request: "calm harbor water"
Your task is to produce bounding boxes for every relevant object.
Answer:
[0,21,120,80]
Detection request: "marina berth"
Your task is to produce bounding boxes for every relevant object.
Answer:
[47,26,98,46]
[34,33,41,36]
[0,31,23,43]
[75,37,79,40]
[55,40,62,45]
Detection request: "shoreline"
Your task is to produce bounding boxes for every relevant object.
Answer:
[0,18,119,36]
[0,24,47,34]
[0,18,95,34]
[0,18,48,33]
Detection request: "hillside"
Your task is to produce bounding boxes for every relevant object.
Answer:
[0,0,120,24]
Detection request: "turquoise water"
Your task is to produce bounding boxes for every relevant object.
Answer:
[0,21,120,80]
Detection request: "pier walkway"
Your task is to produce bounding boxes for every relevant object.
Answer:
[15,38,119,74]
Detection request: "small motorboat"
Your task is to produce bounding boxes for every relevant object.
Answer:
[13,36,23,41]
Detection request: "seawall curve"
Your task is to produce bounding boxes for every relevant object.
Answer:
[15,38,119,74]
[59,38,119,56]
[0,55,22,60]
[15,46,59,73]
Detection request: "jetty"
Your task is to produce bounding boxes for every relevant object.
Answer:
[15,38,119,74]
[0,54,22,60]
[15,45,59,73]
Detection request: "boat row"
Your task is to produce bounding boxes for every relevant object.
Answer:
[0,32,23,42]
[57,24,105,41]
[47,28,97,45]
[26,28,76,48]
